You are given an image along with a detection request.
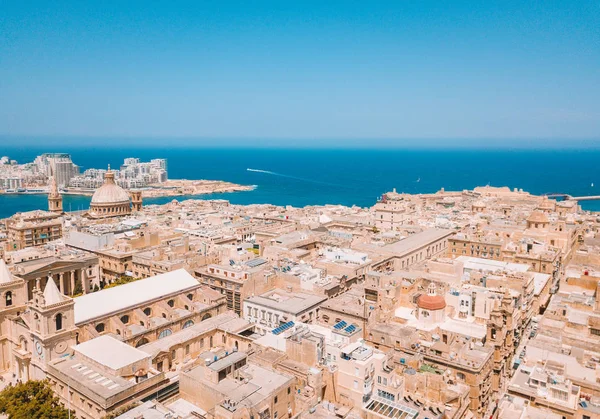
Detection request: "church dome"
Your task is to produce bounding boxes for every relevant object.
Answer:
[417,282,446,311]
[417,294,447,311]
[91,171,130,205]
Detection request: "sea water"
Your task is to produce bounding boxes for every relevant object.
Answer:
[1,145,599,219]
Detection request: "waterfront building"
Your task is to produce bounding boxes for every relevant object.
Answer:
[34,153,79,187]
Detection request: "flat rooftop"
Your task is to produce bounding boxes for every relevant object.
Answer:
[245,289,327,315]
[74,269,199,324]
[74,335,149,371]
[382,229,453,256]
[456,256,530,273]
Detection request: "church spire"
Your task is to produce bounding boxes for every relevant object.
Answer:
[0,259,13,284]
[43,275,66,306]
[48,167,63,214]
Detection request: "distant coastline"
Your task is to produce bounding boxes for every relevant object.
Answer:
[0,179,255,198]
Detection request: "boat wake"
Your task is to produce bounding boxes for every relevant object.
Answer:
[247,168,276,175]
[247,168,344,188]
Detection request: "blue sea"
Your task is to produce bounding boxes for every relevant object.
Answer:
[1,144,600,219]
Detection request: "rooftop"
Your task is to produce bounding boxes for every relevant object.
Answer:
[74,269,199,324]
[74,335,149,371]
[244,289,327,315]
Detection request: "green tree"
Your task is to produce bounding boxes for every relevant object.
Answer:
[0,380,74,419]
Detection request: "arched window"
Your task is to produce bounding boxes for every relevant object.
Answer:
[135,337,149,348]
[167,299,175,308]
[158,329,172,339]
[187,293,194,301]
[201,313,212,321]
[120,315,129,324]
[95,323,105,333]
[5,291,12,307]
[143,307,152,316]
[55,313,63,331]
[183,320,194,329]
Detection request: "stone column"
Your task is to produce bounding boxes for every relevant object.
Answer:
[59,273,66,294]
[82,268,89,294]
[70,271,76,296]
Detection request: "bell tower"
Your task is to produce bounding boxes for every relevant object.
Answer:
[48,173,63,214]
[130,189,143,212]
[29,274,76,379]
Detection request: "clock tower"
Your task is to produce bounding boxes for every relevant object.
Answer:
[29,275,76,380]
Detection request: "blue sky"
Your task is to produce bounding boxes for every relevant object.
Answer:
[1,1,599,143]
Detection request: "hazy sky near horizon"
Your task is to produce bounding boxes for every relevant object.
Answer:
[1,1,599,142]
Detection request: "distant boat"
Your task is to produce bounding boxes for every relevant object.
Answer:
[416,177,421,183]
[592,182,594,187]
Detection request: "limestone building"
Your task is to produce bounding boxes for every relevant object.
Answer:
[6,210,63,251]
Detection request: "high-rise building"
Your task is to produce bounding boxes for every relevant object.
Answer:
[34,153,79,187]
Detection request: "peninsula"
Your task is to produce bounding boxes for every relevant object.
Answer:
[0,153,253,198]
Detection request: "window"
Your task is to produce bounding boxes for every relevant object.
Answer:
[55,313,63,331]
[183,320,194,329]
[95,323,105,333]
[377,389,395,401]
[158,329,172,339]
[120,315,129,324]
[171,350,176,360]
[186,345,190,355]
[287,387,291,395]
[355,367,360,376]
[274,396,278,404]
[167,299,175,307]
[143,307,151,316]
[187,293,194,301]
[5,291,12,307]
[457,372,466,381]
[353,380,358,390]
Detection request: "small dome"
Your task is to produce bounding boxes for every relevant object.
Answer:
[91,171,130,205]
[417,294,447,311]
[527,211,549,224]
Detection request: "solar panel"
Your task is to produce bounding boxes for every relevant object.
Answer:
[334,320,347,330]
[345,325,356,333]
